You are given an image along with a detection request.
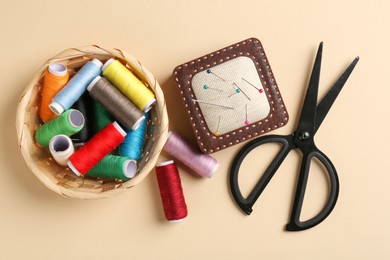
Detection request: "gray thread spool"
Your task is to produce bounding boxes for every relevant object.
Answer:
[87,76,145,130]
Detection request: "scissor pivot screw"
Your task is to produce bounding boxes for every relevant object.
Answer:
[299,131,310,141]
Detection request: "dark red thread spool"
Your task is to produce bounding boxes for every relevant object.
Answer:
[155,160,188,222]
[67,121,126,175]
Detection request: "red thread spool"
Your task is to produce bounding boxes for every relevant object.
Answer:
[155,160,188,222]
[68,122,126,176]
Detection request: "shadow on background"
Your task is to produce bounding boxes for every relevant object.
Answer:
[2,79,60,201]
[160,76,197,146]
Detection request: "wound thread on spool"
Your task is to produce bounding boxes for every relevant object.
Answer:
[40,63,69,122]
[119,112,148,161]
[71,92,97,144]
[155,160,188,222]
[50,59,102,115]
[102,58,156,112]
[94,100,114,131]
[163,131,219,178]
[86,155,137,181]
[67,121,126,176]
[35,109,85,147]
[49,135,74,166]
[87,75,145,130]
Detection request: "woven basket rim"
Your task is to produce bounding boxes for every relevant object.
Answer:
[16,45,169,199]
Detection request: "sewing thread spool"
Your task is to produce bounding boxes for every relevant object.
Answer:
[50,59,102,115]
[163,131,219,178]
[94,100,113,131]
[102,58,156,112]
[67,122,126,176]
[35,109,85,147]
[87,76,145,130]
[119,112,148,160]
[155,160,188,222]
[71,92,97,144]
[49,135,74,166]
[86,155,137,181]
[40,63,69,122]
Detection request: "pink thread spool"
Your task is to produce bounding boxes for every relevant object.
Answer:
[162,131,219,178]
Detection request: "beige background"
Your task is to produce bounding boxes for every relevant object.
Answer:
[1,0,389,259]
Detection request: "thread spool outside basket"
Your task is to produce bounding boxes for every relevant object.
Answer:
[16,45,169,199]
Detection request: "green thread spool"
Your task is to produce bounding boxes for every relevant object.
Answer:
[35,109,85,146]
[86,155,137,181]
[94,100,114,131]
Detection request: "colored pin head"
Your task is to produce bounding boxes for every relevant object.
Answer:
[206,69,226,82]
[242,77,264,94]
[215,116,222,136]
[233,82,251,101]
[203,85,222,92]
[244,104,249,125]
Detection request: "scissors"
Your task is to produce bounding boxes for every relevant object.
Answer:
[229,42,359,231]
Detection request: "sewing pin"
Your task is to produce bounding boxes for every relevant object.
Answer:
[206,69,226,82]
[215,115,221,136]
[244,104,249,125]
[203,85,223,92]
[233,82,251,101]
[242,78,263,93]
[228,91,238,98]
[192,99,235,110]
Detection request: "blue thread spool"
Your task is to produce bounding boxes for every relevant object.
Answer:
[50,59,102,115]
[119,112,148,161]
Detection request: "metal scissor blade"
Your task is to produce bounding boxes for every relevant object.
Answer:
[314,56,359,133]
[296,42,323,134]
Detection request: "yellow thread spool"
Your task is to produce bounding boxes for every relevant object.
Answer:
[40,64,69,122]
[102,59,156,112]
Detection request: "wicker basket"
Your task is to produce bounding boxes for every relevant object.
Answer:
[16,45,169,199]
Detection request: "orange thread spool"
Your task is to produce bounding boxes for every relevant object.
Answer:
[40,64,69,122]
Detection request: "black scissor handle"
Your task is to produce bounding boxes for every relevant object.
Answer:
[286,148,339,231]
[229,135,293,215]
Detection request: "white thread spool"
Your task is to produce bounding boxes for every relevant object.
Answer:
[123,160,137,179]
[48,63,67,76]
[49,135,75,166]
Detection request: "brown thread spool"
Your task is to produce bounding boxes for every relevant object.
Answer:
[87,76,145,130]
